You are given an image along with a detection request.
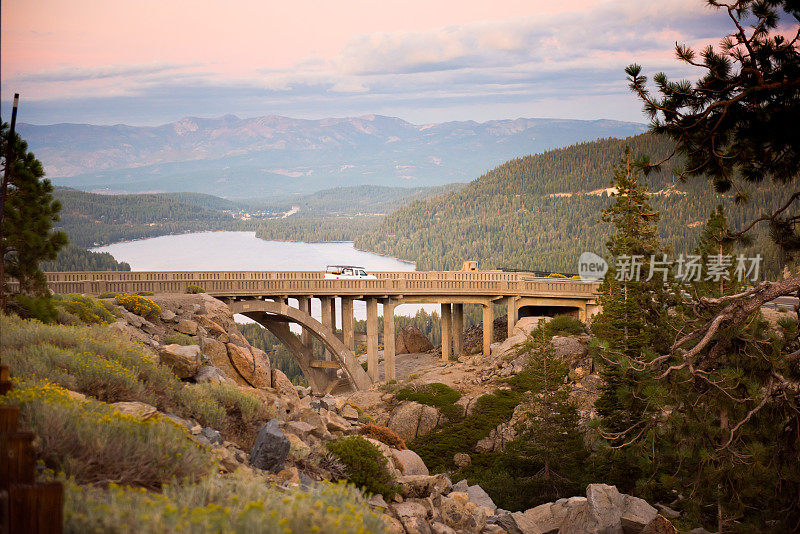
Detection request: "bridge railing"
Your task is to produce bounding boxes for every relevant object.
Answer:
[15,271,599,299]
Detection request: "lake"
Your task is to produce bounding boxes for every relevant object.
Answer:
[91,231,437,323]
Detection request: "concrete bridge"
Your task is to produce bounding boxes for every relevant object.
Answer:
[39,270,600,394]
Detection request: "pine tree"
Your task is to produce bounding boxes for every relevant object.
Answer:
[1,122,68,303]
[591,149,669,492]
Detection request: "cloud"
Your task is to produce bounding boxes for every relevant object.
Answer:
[2,0,751,125]
[14,62,198,83]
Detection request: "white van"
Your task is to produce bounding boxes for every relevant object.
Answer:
[324,265,377,280]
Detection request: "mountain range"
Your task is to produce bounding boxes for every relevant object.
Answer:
[18,114,646,197]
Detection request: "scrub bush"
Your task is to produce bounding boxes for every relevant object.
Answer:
[115,293,161,319]
[326,436,398,497]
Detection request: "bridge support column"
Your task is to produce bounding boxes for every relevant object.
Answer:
[482,304,494,357]
[507,297,518,338]
[341,297,355,352]
[383,300,396,382]
[452,303,463,359]
[298,297,313,347]
[320,297,333,361]
[441,303,452,361]
[366,298,379,382]
[578,303,587,323]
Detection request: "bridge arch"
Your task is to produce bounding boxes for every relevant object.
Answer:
[229,299,373,394]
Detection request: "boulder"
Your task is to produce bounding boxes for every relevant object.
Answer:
[342,405,360,419]
[175,319,199,335]
[512,316,551,337]
[431,522,457,534]
[452,479,469,493]
[439,493,488,534]
[249,419,289,472]
[454,453,471,467]
[397,474,453,498]
[391,448,429,476]
[550,336,587,361]
[620,495,659,533]
[196,314,228,340]
[195,365,233,384]
[160,309,177,322]
[491,512,544,534]
[558,484,657,534]
[640,515,678,534]
[272,368,300,401]
[391,500,428,518]
[325,410,351,432]
[158,344,202,378]
[276,466,300,485]
[202,338,243,383]
[201,427,223,445]
[284,432,311,461]
[285,420,316,439]
[110,401,157,421]
[522,497,585,534]
[396,325,435,354]
[388,402,441,442]
[227,343,271,388]
[491,334,526,359]
[466,485,496,513]
[400,516,432,534]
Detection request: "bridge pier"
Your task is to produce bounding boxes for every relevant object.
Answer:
[383,299,396,381]
[482,303,494,357]
[366,298,379,382]
[341,297,355,352]
[507,296,518,338]
[453,303,463,358]
[298,297,312,347]
[441,303,452,361]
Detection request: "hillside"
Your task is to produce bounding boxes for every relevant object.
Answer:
[355,134,788,275]
[20,115,646,197]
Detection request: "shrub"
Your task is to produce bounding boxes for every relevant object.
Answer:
[326,436,398,497]
[115,293,161,319]
[136,291,155,296]
[186,284,206,294]
[0,314,273,451]
[178,383,273,449]
[396,382,463,421]
[98,291,119,299]
[545,315,585,337]
[1,381,211,488]
[360,424,407,450]
[165,333,196,346]
[52,293,117,325]
[9,294,58,323]
[409,389,523,472]
[64,471,387,533]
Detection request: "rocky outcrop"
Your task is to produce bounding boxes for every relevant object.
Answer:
[106,293,272,388]
[397,325,435,354]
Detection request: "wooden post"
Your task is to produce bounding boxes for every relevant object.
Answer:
[1,358,63,534]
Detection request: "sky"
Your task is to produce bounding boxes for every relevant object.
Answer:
[0,0,778,126]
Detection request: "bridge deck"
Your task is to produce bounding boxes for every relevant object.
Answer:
[39,270,600,300]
